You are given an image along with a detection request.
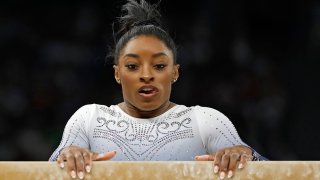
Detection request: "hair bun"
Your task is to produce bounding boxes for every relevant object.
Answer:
[108,0,177,65]
[116,0,162,38]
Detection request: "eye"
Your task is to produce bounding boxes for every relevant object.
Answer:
[154,64,167,70]
[125,64,138,70]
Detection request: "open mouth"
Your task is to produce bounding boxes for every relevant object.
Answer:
[138,86,159,97]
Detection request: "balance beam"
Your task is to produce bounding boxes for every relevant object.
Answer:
[0,161,319,179]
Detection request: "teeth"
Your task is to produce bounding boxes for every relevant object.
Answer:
[139,87,155,94]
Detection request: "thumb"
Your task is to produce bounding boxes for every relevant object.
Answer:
[93,150,117,161]
[194,154,215,161]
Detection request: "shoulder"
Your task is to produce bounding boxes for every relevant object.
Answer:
[77,103,116,110]
[73,103,119,117]
[189,105,236,131]
[191,105,229,120]
[191,105,241,137]
[75,103,101,113]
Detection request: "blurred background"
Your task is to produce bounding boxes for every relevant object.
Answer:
[0,0,319,160]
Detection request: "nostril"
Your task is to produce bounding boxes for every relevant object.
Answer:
[140,76,154,82]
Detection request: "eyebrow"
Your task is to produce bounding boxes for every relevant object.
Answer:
[152,52,168,58]
[123,52,168,59]
[123,53,139,59]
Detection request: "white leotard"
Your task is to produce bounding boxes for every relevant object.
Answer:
[49,104,266,161]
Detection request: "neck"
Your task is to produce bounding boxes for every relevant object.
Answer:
[118,101,175,118]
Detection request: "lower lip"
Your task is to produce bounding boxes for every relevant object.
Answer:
[139,91,158,98]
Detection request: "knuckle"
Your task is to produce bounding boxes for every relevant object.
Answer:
[214,157,221,163]
[215,151,222,157]
[241,150,248,154]
[78,159,85,165]
[76,159,84,167]
[242,153,250,159]
[231,153,240,159]
[222,154,230,160]
[63,148,72,154]
[218,150,225,155]
[74,152,82,158]
[66,154,73,159]
[59,150,67,155]
[78,160,84,167]
[83,152,89,158]
[224,149,230,154]
[213,159,220,165]
[214,153,222,159]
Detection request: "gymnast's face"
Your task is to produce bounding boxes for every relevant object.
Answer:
[114,35,179,112]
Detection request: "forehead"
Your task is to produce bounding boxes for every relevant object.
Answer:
[121,35,173,58]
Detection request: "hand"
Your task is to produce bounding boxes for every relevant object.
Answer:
[195,145,252,179]
[57,146,116,179]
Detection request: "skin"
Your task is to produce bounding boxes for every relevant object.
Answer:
[114,35,179,118]
[57,35,253,179]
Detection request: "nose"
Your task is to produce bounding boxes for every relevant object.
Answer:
[139,65,154,83]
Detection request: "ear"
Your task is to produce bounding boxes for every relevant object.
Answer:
[113,65,120,84]
[173,64,180,82]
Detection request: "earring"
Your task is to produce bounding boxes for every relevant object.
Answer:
[173,79,177,83]
[117,79,121,84]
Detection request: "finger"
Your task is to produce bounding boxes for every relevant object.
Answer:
[57,154,66,169]
[238,153,252,169]
[213,151,224,174]
[194,154,214,161]
[227,153,240,178]
[65,153,77,179]
[93,150,117,161]
[219,153,230,180]
[74,152,85,180]
[83,152,92,173]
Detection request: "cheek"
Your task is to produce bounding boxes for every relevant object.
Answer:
[119,73,136,92]
[158,73,173,90]
[122,78,135,89]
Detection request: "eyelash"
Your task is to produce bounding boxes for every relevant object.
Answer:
[154,64,167,70]
[125,64,138,70]
[125,64,167,71]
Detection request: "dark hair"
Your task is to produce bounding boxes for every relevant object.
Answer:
[109,0,177,64]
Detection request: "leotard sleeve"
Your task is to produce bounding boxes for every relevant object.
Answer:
[195,106,268,161]
[49,104,92,161]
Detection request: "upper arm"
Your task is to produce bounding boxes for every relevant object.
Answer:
[195,106,246,154]
[48,104,93,161]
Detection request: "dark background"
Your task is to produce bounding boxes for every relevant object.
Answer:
[0,0,319,160]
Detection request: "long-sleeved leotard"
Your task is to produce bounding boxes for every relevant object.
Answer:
[49,104,267,161]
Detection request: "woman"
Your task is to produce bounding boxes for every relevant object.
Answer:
[49,0,267,179]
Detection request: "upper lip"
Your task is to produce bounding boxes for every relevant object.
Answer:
[138,85,159,93]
